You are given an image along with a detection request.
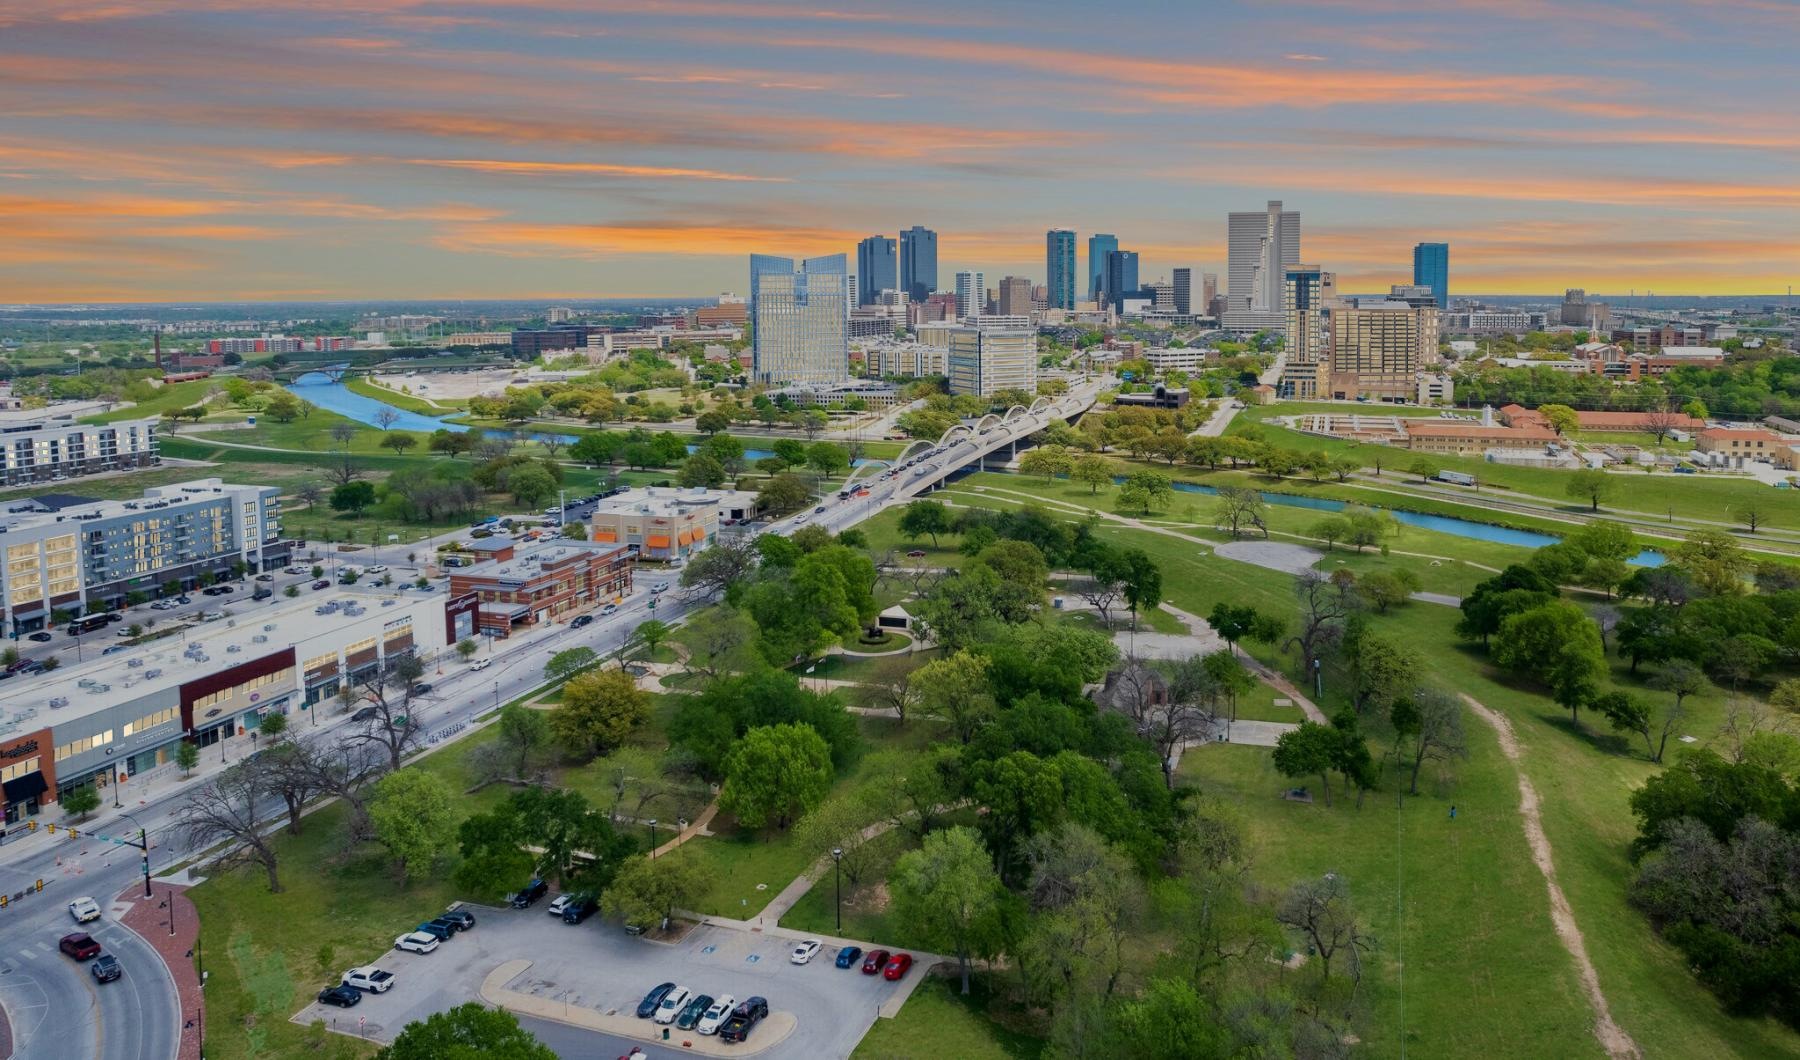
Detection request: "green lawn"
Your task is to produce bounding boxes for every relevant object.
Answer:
[85,378,216,422]
[852,976,1044,1060]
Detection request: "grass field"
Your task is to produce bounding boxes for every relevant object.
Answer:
[852,975,1043,1060]
[84,378,217,422]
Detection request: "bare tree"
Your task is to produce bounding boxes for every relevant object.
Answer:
[329,421,358,449]
[1285,570,1359,671]
[1142,655,1223,787]
[1276,873,1374,984]
[320,452,360,487]
[536,432,567,459]
[1214,486,1267,539]
[1401,688,1469,795]
[1593,605,1621,654]
[289,734,387,838]
[261,741,320,835]
[1717,697,1792,765]
[295,481,323,511]
[372,407,400,431]
[1643,408,1682,445]
[1072,572,1125,631]
[868,654,922,723]
[346,655,426,771]
[178,762,284,892]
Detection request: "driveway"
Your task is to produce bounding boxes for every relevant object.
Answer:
[292,904,921,1059]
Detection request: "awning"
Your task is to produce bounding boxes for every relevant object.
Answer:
[676,529,693,546]
[690,525,706,541]
[646,534,672,548]
[594,529,617,543]
[4,771,48,804]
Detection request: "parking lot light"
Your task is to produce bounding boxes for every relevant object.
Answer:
[831,847,844,931]
[648,818,659,859]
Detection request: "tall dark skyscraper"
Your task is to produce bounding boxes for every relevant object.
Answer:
[1103,249,1138,312]
[1087,233,1118,302]
[1046,228,1076,310]
[1413,242,1449,308]
[855,234,896,305]
[898,226,937,302]
[1172,267,1192,314]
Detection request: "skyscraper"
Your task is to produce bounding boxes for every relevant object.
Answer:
[947,324,1036,397]
[1045,229,1077,310]
[855,235,896,306]
[954,271,985,319]
[898,226,937,303]
[1225,201,1300,332]
[1203,272,1220,316]
[1102,249,1138,312]
[1412,242,1449,308]
[998,276,1033,317]
[750,253,848,386]
[1087,233,1118,302]
[1172,268,1192,314]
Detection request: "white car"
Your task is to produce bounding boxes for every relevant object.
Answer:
[342,966,396,993]
[547,894,573,918]
[68,896,101,924]
[650,582,669,594]
[393,932,439,955]
[601,603,618,615]
[653,985,692,1025]
[364,565,388,575]
[696,994,737,1035]
[469,657,490,671]
[789,939,822,965]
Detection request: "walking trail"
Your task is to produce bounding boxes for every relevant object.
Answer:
[1459,694,1641,1060]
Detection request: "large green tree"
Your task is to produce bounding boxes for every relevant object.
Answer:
[1492,601,1607,722]
[369,769,456,880]
[375,1003,557,1060]
[551,668,650,758]
[719,723,834,830]
[889,826,1006,995]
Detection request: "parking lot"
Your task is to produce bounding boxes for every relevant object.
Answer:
[291,902,929,1058]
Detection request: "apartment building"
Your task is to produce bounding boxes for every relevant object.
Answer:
[0,410,160,488]
[1,479,286,636]
[1327,301,1440,402]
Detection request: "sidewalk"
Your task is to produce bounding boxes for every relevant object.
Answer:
[116,879,202,1060]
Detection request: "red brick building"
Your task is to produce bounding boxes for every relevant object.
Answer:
[447,540,633,637]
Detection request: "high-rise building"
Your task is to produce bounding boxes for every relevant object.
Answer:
[955,271,985,319]
[1172,268,1192,314]
[1561,288,1611,331]
[997,276,1033,317]
[1283,265,1333,376]
[1412,242,1449,309]
[1102,250,1138,312]
[947,323,1036,397]
[856,235,897,305]
[1388,284,1438,309]
[899,226,938,302]
[1147,281,1176,311]
[750,253,848,386]
[845,274,857,314]
[1225,201,1300,332]
[1087,233,1118,302]
[1045,228,1077,310]
[1328,301,1439,402]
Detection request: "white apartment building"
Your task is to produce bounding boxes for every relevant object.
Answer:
[0,410,159,487]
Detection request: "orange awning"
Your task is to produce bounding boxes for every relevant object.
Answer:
[646,534,671,548]
[593,529,617,543]
[677,529,693,546]
[690,525,706,540]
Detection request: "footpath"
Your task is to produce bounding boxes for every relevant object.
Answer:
[116,880,203,1060]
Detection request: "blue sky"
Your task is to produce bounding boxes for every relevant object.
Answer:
[3,0,1798,302]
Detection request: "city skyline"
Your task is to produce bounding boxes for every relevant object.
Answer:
[3,1,1799,302]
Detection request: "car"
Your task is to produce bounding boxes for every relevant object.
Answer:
[409,682,432,697]
[254,573,275,582]
[102,644,129,655]
[883,953,914,981]
[814,505,827,514]
[68,896,101,924]
[600,603,618,615]
[413,920,454,942]
[365,565,388,575]
[675,992,714,1031]
[862,949,890,975]
[650,582,669,594]
[570,614,593,628]
[394,931,440,954]
[60,933,102,961]
[636,982,677,1019]
[176,595,192,604]
[317,984,362,1008]
[91,954,123,983]
[215,585,235,594]
[150,601,176,611]
[285,566,307,575]
[653,985,692,1025]
[695,994,737,1035]
[547,894,573,917]
[561,893,598,924]
[835,945,863,969]
[439,909,476,931]
[27,631,52,643]
[101,612,123,623]
[469,658,491,671]
[509,878,549,908]
[790,938,822,964]
[543,506,562,515]
[793,514,808,524]
[350,706,379,723]
[341,966,395,993]
[311,580,331,590]
[425,914,463,936]
[905,549,927,559]
[199,610,225,622]
[718,997,769,1043]
[251,588,273,601]
[115,626,137,637]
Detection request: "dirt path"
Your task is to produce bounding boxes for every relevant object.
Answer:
[1460,694,1641,1060]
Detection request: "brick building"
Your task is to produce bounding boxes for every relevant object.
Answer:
[447,539,633,636]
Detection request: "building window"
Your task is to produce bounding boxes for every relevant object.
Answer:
[55,730,114,761]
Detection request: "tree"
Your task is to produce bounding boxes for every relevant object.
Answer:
[867,653,922,724]
[346,655,426,771]
[1118,470,1173,514]
[679,537,759,598]
[601,851,706,932]
[889,826,1005,995]
[1358,568,1421,613]
[1565,469,1615,512]
[695,409,732,435]
[678,451,726,488]
[805,441,850,479]
[375,1003,557,1060]
[1119,548,1162,630]
[1407,457,1438,482]
[544,646,597,682]
[1394,687,1468,796]
[330,421,359,449]
[633,618,671,658]
[330,480,376,514]
[1276,874,1374,983]
[175,739,200,777]
[794,791,890,888]
[1492,601,1607,722]
[369,769,455,880]
[719,723,833,830]
[381,433,418,456]
[508,464,556,506]
[756,472,812,515]
[60,785,101,821]
[1071,454,1113,494]
[552,668,650,758]
[496,703,552,779]
[912,650,994,744]
[1346,635,1422,714]
[456,638,478,662]
[1213,486,1266,539]
[177,761,284,891]
[1020,446,1073,482]
[1310,515,1350,552]
[1675,528,1751,596]
[1286,569,1357,671]
[1596,689,1684,764]
[899,499,951,547]
[373,407,401,431]
[1538,403,1580,436]
[1272,722,1340,805]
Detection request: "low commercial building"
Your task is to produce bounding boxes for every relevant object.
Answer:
[447,539,633,637]
[1402,421,1560,457]
[1143,347,1212,374]
[1500,406,1706,434]
[1696,428,1800,469]
[586,485,760,556]
[0,409,160,488]
[1416,374,1455,405]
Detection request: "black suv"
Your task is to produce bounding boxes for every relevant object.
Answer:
[719,997,769,1043]
[509,878,549,908]
[317,984,362,1008]
[440,909,476,931]
[561,893,598,924]
[414,919,454,942]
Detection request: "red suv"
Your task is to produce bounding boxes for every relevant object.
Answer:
[60,933,102,961]
[861,949,890,975]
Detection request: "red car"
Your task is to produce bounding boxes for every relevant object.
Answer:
[60,933,102,961]
[883,953,914,981]
[861,949,890,975]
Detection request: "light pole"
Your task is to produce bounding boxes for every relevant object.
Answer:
[118,810,153,900]
[647,818,659,859]
[113,765,122,808]
[831,847,844,931]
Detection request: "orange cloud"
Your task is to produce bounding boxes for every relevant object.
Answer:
[404,158,790,183]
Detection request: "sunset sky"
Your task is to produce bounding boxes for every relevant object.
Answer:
[4,0,1799,303]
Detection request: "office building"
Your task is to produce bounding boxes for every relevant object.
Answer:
[1046,228,1077,310]
[1087,234,1118,302]
[1283,265,1333,368]
[856,235,897,306]
[0,479,287,636]
[584,486,759,563]
[0,409,160,488]
[1224,200,1300,332]
[1412,242,1449,309]
[947,323,1036,397]
[1172,268,1192,314]
[1146,281,1176,312]
[449,537,634,635]
[955,271,985,319]
[1327,301,1440,402]
[1560,289,1611,331]
[998,276,1033,317]
[1388,284,1438,308]
[899,226,937,302]
[1102,250,1139,312]
[511,325,596,358]
[750,253,849,386]
[1203,272,1219,311]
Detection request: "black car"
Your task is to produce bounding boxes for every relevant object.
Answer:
[637,982,677,1019]
[409,683,432,697]
[101,612,124,624]
[350,707,379,723]
[27,631,52,643]
[91,954,122,983]
[570,614,593,628]
[440,909,476,931]
[719,997,769,1043]
[414,920,454,942]
[317,984,362,1008]
[509,878,549,909]
[561,893,598,924]
[428,914,465,935]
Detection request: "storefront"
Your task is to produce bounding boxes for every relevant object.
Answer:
[0,729,56,827]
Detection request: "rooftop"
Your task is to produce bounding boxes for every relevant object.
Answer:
[1405,422,1559,441]
[589,486,761,519]
[0,478,272,533]
[455,538,629,585]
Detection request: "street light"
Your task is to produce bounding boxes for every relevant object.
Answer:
[830,847,844,931]
[647,818,659,859]
[117,810,154,901]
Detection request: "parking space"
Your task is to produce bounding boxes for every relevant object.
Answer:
[291,903,919,1057]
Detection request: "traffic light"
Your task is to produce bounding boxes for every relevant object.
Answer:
[34,879,43,892]
[66,829,78,840]
[26,820,36,833]
[45,823,55,835]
